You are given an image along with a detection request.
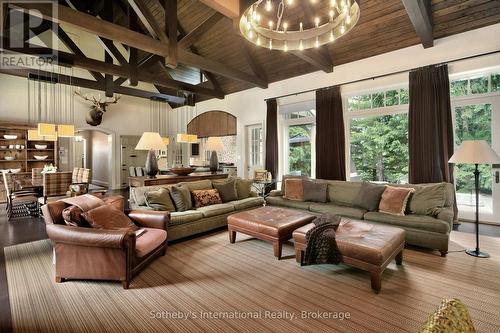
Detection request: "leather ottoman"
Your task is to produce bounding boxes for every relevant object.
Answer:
[293,219,405,293]
[227,206,316,259]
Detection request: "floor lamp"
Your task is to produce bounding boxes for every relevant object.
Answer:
[449,140,500,258]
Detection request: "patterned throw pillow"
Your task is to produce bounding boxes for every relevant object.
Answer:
[192,189,222,208]
[379,186,415,216]
[62,205,89,227]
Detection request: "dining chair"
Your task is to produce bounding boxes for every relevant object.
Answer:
[2,171,39,220]
[42,171,73,203]
[67,167,92,196]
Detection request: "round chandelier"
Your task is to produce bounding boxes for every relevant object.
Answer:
[239,0,360,51]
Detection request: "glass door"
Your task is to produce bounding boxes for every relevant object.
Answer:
[452,98,500,223]
[245,124,263,179]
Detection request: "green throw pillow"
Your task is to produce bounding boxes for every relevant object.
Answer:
[408,183,446,216]
[235,178,253,199]
[144,187,176,212]
[170,185,193,212]
[353,181,386,211]
[213,179,238,202]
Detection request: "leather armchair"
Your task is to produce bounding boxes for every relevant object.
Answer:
[41,196,170,289]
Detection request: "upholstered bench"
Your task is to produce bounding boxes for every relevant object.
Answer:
[227,206,316,259]
[293,219,405,293]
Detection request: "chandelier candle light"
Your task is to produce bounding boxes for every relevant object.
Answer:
[240,0,360,51]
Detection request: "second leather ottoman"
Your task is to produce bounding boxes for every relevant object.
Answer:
[227,206,316,259]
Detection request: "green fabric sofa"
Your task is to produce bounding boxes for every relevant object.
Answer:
[266,180,455,256]
[129,180,264,241]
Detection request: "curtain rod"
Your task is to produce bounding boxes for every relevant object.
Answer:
[264,49,500,101]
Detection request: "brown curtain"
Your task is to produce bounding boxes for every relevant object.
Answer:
[315,86,346,180]
[265,98,278,188]
[408,64,457,220]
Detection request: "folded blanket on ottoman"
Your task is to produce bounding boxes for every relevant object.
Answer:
[304,214,342,265]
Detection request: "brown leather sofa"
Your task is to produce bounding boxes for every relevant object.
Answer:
[41,196,170,289]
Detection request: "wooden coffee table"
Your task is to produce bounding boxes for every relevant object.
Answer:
[227,206,316,259]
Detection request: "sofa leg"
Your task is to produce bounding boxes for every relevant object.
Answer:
[228,230,236,244]
[273,241,282,260]
[161,248,167,256]
[440,250,448,257]
[121,280,130,289]
[370,271,381,294]
[55,276,64,283]
[395,250,403,265]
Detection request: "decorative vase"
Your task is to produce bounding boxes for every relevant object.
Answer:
[145,149,159,178]
[209,151,219,173]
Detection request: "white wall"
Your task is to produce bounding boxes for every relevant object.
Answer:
[90,130,110,186]
[190,23,500,178]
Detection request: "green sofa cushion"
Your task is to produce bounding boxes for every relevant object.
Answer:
[327,181,362,206]
[144,187,176,211]
[265,196,311,210]
[309,202,366,219]
[364,212,450,234]
[179,180,213,191]
[170,210,204,225]
[408,183,447,216]
[235,178,253,199]
[196,203,234,218]
[232,197,265,210]
[131,184,171,206]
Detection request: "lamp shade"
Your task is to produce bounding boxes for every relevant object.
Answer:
[449,140,500,164]
[176,133,198,143]
[205,137,224,151]
[135,132,166,150]
[38,123,56,137]
[162,137,169,146]
[57,124,75,137]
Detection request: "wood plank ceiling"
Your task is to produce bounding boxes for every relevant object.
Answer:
[2,0,500,106]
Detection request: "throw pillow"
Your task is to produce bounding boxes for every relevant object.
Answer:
[303,180,328,203]
[60,194,105,211]
[62,205,89,227]
[192,189,222,208]
[281,174,308,194]
[213,179,238,202]
[408,183,447,216]
[170,185,193,212]
[235,178,253,199]
[145,187,176,211]
[83,205,139,231]
[379,186,415,216]
[179,180,213,191]
[353,181,386,211]
[283,179,304,201]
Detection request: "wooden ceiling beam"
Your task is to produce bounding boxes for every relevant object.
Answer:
[291,49,333,73]
[128,8,139,86]
[2,39,224,99]
[401,0,434,48]
[237,37,268,82]
[0,66,186,105]
[200,0,239,19]
[102,0,114,97]
[165,0,178,68]
[18,3,266,88]
[178,12,224,49]
[127,0,167,42]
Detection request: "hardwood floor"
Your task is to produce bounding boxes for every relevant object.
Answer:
[0,191,498,333]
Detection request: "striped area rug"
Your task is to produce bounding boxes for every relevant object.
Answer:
[5,230,500,333]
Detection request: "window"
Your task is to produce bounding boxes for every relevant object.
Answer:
[347,88,409,112]
[346,87,409,183]
[450,73,500,96]
[280,100,316,178]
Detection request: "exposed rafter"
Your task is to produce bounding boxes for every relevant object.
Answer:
[165,0,177,68]
[16,3,267,88]
[401,0,433,48]
[178,12,224,49]
[291,49,333,73]
[1,39,224,99]
[199,0,239,18]
[237,37,268,82]
[102,0,114,97]
[127,0,167,42]
[0,67,186,105]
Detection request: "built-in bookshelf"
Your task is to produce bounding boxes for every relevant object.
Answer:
[0,122,58,202]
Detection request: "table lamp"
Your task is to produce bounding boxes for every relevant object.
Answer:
[449,140,500,258]
[135,132,166,178]
[205,137,224,173]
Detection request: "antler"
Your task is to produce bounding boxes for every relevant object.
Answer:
[105,95,121,105]
[74,89,96,104]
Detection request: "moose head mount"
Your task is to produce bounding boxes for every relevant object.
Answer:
[74,90,120,126]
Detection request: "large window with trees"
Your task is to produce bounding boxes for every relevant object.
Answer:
[346,87,409,183]
[281,101,316,177]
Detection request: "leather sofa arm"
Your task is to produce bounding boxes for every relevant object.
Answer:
[46,224,131,249]
[127,210,169,230]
